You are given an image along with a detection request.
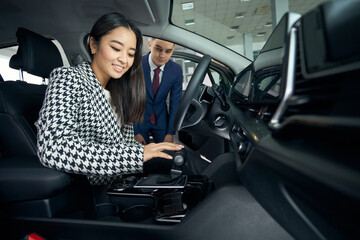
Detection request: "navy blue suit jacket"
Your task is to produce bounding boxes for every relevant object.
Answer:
[134,53,183,135]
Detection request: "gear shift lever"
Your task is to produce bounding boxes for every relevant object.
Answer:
[171,148,186,175]
[158,148,187,184]
[135,149,188,187]
[174,149,186,167]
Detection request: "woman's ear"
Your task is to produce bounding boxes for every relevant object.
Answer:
[89,36,97,55]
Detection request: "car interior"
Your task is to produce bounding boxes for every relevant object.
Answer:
[0,0,359,239]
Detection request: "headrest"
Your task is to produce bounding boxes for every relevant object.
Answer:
[9,27,63,78]
[8,54,24,71]
[82,33,91,62]
[83,33,90,55]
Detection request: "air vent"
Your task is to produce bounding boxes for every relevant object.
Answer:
[270,26,360,131]
[281,41,342,119]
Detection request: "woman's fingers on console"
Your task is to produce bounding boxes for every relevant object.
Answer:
[143,143,184,162]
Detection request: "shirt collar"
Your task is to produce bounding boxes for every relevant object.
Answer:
[148,53,165,72]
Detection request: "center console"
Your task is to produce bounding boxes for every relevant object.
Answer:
[107,149,213,223]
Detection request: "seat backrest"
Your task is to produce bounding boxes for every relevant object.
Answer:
[0,81,47,157]
[0,27,63,158]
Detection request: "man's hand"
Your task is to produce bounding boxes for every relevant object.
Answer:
[135,134,147,145]
[163,134,173,143]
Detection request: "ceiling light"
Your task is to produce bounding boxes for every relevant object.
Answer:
[235,13,245,19]
[255,6,270,15]
[241,0,251,2]
[265,22,272,27]
[182,2,194,10]
[227,36,235,39]
[185,19,195,25]
[257,32,266,37]
[230,26,239,30]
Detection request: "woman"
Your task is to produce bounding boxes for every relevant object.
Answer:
[36,12,183,185]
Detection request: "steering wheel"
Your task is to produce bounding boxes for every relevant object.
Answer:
[173,54,212,131]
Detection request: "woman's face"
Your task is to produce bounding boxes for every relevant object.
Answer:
[90,26,137,87]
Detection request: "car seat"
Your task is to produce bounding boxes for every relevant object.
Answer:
[0,27,63,158]
[0,28,92,217]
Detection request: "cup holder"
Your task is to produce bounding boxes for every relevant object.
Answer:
[84,203,119,219]
[120,205,154,222]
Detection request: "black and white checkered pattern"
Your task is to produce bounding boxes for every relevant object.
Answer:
[35,62,144,185]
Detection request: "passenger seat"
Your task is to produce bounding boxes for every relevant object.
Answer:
[1,27,63,158]
[0,28,92,217]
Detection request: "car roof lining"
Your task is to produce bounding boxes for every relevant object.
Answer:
[0,0,250,74]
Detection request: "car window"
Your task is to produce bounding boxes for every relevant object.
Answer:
[142,36,233,94]
[0,46,44,84]
[172,57,213,90]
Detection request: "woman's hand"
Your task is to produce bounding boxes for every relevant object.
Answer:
[143,142,184,162]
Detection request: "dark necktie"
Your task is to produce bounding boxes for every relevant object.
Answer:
[150,67,161,124]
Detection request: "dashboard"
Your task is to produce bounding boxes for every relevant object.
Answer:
[224,2,360,239]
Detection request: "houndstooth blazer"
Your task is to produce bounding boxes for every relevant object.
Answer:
[35,62,144,184]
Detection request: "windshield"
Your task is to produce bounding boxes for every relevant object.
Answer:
[171,0,328,60]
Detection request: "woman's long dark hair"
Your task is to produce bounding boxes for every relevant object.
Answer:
[89,12,146,125]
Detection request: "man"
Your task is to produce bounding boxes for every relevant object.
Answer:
[134,38,183,144]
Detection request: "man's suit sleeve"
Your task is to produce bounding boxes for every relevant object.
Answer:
[167,64,183,134]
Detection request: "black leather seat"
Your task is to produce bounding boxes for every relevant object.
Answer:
[0,156,71,203]
[0,28,89,215]
[0,81,47,157]
[9,27,63,79]
[0,27,63,158]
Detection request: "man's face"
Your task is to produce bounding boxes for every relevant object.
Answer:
[149,39,174,67]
